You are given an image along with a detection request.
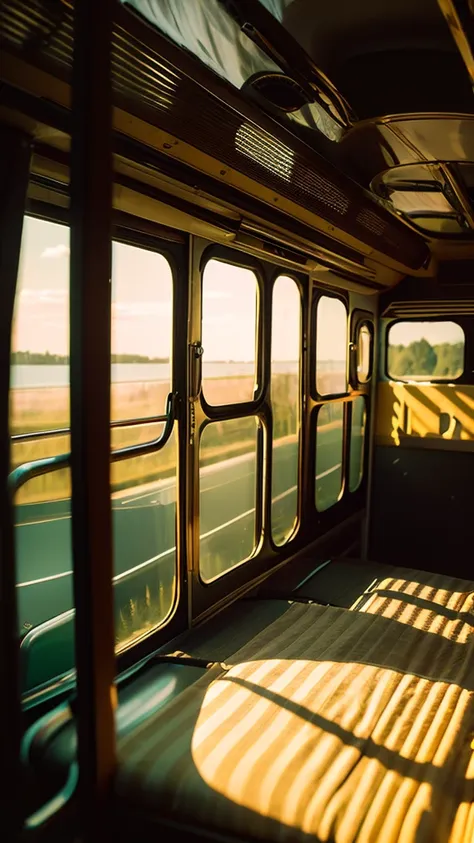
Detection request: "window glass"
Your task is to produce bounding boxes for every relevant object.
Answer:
[16,469,72,632]
[316,295,347,395]
[271,276,300,545]
[199,417,258,582]
[10,217,70,460]
[389,189,452,215]
[111,431,177,651]
[111,242,173,429]
[16,468,73,693]
[387,321,465,381]
[11,217,177,694]
[11,217,72,693]
[349,397,366,492]
[201,259,258,405]
[110,241,176,647]
[315,403,343,511]
[408,216,464,235]
[357,324,372,383]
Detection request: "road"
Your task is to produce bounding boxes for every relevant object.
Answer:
[16,428,345,689]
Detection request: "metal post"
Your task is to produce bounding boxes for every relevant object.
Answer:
[70,0,116,837]
[0,126,32,841]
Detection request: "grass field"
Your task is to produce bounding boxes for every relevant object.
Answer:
[10,371,308,504]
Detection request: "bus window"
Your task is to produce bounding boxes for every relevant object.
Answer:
[357,323,372,383]
[199,416,258,582]
[315,402,343,511]
[110,242,176,649]
[11,217,177,690]
[271,275,301,545]
[10,217,72,689]
[349,396,366,492]
[111,242,172,430]
[387,321,465,381]
[201,259,258,405]
[10,217,70,463]
[316,295,347,395]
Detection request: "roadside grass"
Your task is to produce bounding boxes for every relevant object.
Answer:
[11,373,303,504]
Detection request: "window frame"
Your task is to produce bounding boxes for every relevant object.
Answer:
[190,240,312,622]
[269,271,303,548]
[314,399,345,512]
[13,211,182,437]
[355,321,373,385]
[193,244,268,598]
[385,317,466,384]
[198,414,261,584]
[348,394,367,494]
[12,208,190,705]
[348,310,374,389]
[311,289,349,400]
[199,249,264,417]
[109,235,176,429]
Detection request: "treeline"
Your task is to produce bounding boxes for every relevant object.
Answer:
[12,351,169,365]
[12,351,68,365]
[388,339,463,377]
[111,354,169,364]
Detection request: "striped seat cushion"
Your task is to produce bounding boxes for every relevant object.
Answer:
[116,602,474,843]
[350,566,474,642]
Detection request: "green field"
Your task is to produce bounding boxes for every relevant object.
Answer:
[10,372,301,503]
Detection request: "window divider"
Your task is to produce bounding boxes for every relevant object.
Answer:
[0,125,32,836]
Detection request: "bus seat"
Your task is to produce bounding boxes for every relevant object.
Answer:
[284,559,474,640]
[23,601,294,792]
[348,563,474,630]
[23,658,209,806]
[114,601,473,843]
[24,599,474,843]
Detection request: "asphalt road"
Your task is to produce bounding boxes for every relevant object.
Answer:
[16,430,344,634]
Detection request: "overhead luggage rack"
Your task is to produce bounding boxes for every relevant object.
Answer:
[0,0,430,271]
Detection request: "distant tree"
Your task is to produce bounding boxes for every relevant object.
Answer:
[409,338,437,374]
[389,337,464,378]
[11,350,169,365]
[433,343,463,377]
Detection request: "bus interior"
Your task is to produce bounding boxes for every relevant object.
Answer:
[0,0,473,841]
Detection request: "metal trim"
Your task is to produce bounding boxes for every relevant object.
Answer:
[69,0,116,830]
[437,0,474,86]
[0,125,32,838]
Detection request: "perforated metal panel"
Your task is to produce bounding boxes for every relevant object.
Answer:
[0,0,430,269]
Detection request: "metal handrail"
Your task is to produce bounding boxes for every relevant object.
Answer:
[11,411,169,443]
[8,391,177,494]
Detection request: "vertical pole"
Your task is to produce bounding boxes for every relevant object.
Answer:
[0,127,31,840]
[70,1,116,838]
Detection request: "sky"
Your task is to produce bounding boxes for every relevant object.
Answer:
[13,215,352,363]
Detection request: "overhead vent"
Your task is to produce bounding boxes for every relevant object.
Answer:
[245,72,311,113]
[0,0,429,269]
[235,123,294,182]
[382,299,474,318]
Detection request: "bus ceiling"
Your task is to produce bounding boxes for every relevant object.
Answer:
[0,0,473,267]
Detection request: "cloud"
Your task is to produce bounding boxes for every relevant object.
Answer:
[41,244,70,259]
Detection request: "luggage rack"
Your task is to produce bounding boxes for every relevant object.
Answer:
[0,0,430,272]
